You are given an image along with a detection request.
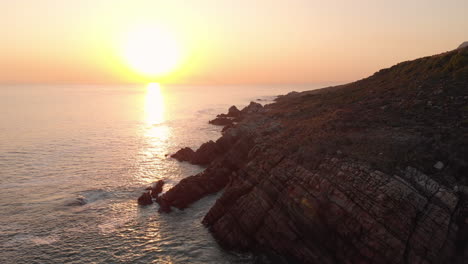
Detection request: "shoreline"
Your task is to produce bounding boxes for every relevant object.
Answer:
[150,46,468,263]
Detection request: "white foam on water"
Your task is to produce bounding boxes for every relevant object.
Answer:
[98,215,134,234]
[4,234,60,247]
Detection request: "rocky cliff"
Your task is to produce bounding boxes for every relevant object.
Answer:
[158,47,468,263]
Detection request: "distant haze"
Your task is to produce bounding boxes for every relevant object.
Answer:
[1,0,467,84]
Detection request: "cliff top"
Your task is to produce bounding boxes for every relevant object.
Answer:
[159,46,468,263]
[458,41,468,49]
[268,46,468,187]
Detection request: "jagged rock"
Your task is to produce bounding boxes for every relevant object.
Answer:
[227,105,241,117]
[171,142,219,166]
[163,46,468,263]
[203,155,463,263]
[171,139,230,166]
[209,106,242,130]
[137,192,153,206]
[158,165,231,211]
[171,147,195,162]
[217,105,241,118]
[222,124,234,133]
[191,141,219,165]
[158,131,255,212]
[150,180,165,198]
[241,101,263,114]
[209,117,234,126]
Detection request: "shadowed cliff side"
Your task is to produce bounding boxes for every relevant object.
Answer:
[159,46,468,263]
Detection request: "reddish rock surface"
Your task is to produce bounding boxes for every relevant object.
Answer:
[161,47,468,263]
[209,117,234,126]
[150,180,165,198]
[137,192,153,206]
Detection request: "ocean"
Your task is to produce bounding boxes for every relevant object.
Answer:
[0,83,324,263]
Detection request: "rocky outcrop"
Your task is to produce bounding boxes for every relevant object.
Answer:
[171,110,265,166]
[203,154,464,263]
[209,117,234,126]
[215,105,242,119]
[171,141,220,166]
[241,101,263,114]
[159,125,257,211]
[170,147,195,163]
[159,47,468,263]
[150,180,165,198]
[208,105,241,128]
[137,180,165,205]
[208,103,264,130]
[227,105,241,117]
[137,192,153,205]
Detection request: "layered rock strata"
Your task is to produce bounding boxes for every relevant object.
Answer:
[158,47,468,263]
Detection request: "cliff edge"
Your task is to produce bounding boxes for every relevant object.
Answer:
[158,46,468,263]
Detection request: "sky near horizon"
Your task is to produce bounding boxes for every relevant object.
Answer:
[0,0,467,84]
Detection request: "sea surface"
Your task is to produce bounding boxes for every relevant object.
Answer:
[0,83,326,263]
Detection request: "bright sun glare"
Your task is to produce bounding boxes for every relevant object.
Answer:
[123,25,181,77]
[145,83,165,125]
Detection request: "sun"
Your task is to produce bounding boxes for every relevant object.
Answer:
[122,25,181,78]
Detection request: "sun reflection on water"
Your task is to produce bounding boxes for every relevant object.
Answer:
[145,83,165,125]
[136,83,171,184]
[144,83,170,145]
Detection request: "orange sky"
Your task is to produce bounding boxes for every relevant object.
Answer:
[1,0,467,84]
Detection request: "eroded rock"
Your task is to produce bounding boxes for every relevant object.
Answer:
[209,117,234,126]
[161,47,468,263]
[171,147,195,162]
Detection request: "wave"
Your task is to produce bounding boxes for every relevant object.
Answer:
[3,234,60,247]
[65,189,113,206]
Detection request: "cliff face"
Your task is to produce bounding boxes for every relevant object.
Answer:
[159,47,468,263]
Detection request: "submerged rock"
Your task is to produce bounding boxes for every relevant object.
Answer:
[65,197,87,206]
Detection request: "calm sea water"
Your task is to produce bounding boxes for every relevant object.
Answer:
[0,83,324,264]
